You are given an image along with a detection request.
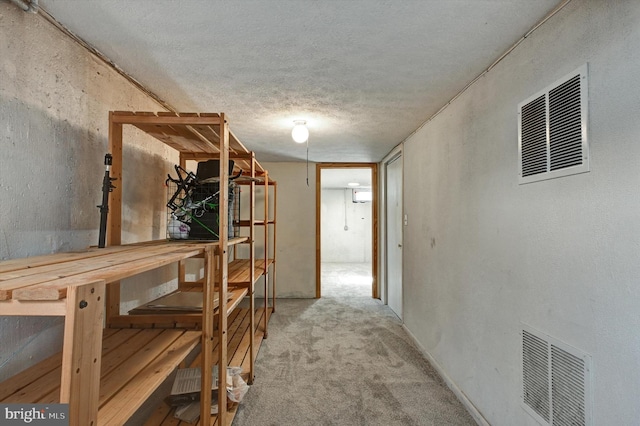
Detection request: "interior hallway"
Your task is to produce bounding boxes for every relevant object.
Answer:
[233,263,476,425]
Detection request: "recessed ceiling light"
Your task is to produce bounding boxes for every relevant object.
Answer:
[347,182,360,187]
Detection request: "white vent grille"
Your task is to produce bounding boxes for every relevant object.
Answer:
[551,345,586,426]
[521,325,592,426]
[521,95,547,177]
[523,330,550,421]
[518,64,589,183]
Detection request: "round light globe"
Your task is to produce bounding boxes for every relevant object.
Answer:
[291,121,309,143]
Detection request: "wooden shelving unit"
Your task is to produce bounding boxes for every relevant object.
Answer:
[0,112,276,426]
[234,173,277,338]
[0,241,212,425]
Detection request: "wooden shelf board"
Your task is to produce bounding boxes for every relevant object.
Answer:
[228,259,274,285]
[236,220,275,227]
[0,328,200,426]
[0,244,146,275]
[0,242,220,302]
[109,287,248,328]
[143,307,272,426]
[6,247,204,301]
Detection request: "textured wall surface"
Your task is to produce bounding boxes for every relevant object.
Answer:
[402,1,640,424]
[261,162,316,298]
[0,3,178,380]
[321,188,372,263]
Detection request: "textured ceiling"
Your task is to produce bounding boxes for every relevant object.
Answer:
[321,168,372,189]
[39,0,563,163]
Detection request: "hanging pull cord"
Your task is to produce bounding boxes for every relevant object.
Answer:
[306,138,309,187]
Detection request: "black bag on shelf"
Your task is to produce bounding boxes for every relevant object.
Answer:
[187,182,237,240]
[196,159,235,181]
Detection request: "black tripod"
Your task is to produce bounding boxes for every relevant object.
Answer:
[97,154,117,248]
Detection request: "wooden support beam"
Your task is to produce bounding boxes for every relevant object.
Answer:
[60,281,105,426]
[0,299,66,316]
[272,182,278,313]
[201,246,216,422]
[216,113,230,424]
[107,112,123,324]
[249,153,256,384]
[263,170,269,339]
[110,114,222,126]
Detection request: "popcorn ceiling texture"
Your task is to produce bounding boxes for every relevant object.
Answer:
[38,0,561,163]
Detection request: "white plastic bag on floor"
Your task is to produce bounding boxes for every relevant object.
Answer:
[173,366,249,423]
[227,367,249,403]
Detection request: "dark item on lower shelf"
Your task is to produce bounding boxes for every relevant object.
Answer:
[165,389,219,407]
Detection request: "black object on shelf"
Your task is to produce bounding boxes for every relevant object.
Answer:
[97,153,117,248]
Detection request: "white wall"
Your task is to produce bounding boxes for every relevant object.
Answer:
[321,188,372,263]
[0,4,177,380]
[261,162,316,298]
[402,1,640,425]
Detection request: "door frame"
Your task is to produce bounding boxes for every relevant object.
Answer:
[316,163,378,299]
[380,148,404,320]
[380,145,403,306]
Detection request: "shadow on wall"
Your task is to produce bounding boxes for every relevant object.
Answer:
[0,98,175,259]
[0,316,65,383]
[0,100,177,380]
[121,142,170,242]
[1,97,104,258]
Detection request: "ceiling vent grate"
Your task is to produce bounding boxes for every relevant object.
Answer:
[521,325,592,426]
[518,64,589,184]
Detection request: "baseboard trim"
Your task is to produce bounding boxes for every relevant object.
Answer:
[402,324,491,426]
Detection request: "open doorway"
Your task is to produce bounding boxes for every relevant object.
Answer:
[316,163,378,299]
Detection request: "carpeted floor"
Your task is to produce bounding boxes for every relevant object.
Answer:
[232,263,476,426]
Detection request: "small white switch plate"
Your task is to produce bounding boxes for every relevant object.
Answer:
[404,214,408,226]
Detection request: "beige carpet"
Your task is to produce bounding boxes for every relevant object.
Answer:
[233,263,477,426]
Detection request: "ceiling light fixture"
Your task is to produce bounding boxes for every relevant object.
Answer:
[347,182,360,187]
[291,119,311,186]
[291,120,309,143]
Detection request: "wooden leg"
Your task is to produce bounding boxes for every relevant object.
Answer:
[263,272,268,339]
[178,259,186,289]
[201,247,215,423]
[272,263,276,313]
[217,250,228,425]
[249,282,255,384]
[60,281,105,426]
[105,280,120,327]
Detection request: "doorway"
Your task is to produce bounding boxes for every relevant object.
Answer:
[316,163,378,299]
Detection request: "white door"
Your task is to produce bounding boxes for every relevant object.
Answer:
[386,155,403,319]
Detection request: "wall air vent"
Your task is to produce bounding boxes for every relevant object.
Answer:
[518,64,589,184]
[523,330,550,421]
[521,325,592,426]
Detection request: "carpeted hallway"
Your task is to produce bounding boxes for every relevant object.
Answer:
[233,263,476,425]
